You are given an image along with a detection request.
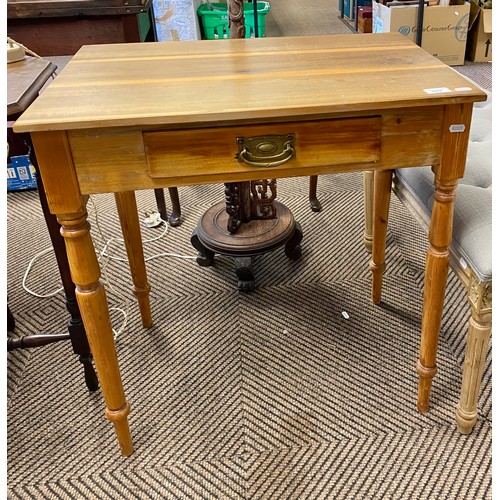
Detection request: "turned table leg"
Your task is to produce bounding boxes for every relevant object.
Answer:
[370,169,392,305]
[31,130,133,455]
[59,209,133,456]
[114,191,152,329]
[417,103,473,413]
[416,180,457,412]
[363,171,374,253]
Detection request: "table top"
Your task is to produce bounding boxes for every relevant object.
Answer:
[7,57,58,117]
[13,33,487,134]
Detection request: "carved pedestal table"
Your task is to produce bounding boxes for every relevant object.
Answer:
[191,0,303,291]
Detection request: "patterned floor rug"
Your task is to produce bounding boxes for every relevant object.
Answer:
[7,170,492,498]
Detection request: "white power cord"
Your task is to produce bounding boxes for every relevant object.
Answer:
[22,248,64,298]
[22,195,197,340]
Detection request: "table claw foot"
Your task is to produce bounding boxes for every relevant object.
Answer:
[235,257,255,292]
[191,230,215,267]
[284,222,303,260]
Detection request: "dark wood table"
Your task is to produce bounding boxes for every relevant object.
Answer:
[7,55,98,391]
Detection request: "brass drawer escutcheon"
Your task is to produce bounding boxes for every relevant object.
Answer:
[236,134,295,168]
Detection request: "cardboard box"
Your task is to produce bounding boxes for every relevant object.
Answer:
[466,2,492,61]
[152,0,202,41]
[372,1,471,66]
[358,6,373,32]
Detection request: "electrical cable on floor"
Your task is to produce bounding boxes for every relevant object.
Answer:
[22,248,64,298]
[22,194,197,340]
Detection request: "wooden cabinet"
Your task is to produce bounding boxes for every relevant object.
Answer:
[7,0,156,56]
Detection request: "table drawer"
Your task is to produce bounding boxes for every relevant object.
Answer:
[144,117,381,180]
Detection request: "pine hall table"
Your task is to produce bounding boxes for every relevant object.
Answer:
[13,33,487,456]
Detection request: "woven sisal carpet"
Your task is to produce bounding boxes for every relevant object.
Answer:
[7,2,492,498]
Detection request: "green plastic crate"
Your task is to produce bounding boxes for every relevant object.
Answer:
[198,2,270,39]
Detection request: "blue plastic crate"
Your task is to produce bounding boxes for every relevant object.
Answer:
[7,155,37,191]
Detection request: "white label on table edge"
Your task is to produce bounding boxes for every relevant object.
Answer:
[424,87,452,94]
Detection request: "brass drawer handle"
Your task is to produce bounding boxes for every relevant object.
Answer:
[236,133,295,168]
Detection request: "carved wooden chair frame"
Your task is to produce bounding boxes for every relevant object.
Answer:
[363,170,491,434]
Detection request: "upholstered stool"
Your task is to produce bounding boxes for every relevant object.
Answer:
[367,90,492,434]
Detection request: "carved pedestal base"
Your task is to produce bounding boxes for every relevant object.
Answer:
[191,201,303,291]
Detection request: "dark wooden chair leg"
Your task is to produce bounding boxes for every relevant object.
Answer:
[32,152,99,392]
[168,187,182,227]
[154,188,182,227]
[7,305,15,332]
[154,188,168,222]
[309,175,322,212]
[8,332,71,350]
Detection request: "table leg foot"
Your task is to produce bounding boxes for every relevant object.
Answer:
[106,402,133,456]
[191,229,215,267]
[416,360,437,412]
[284,222,303,260]
[76,281,134,456]
[235,256,255,292]
[456,409,477,435]
[308,175,322,212]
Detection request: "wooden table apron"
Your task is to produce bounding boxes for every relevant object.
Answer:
[13,33,486,456]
